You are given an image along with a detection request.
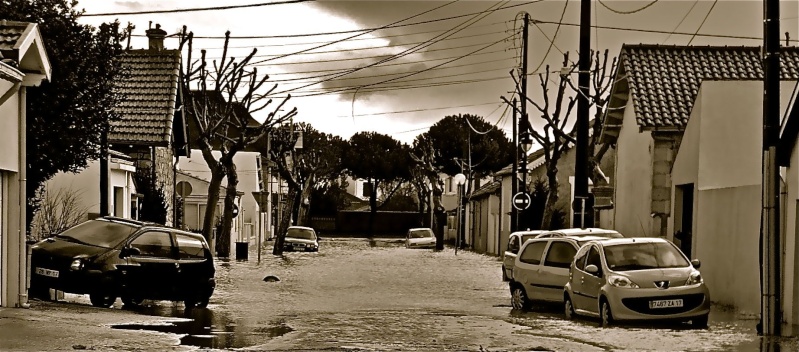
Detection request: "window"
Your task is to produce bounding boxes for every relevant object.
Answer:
[58,220,138,248]
[604,242,690,271]
[507,236,519,253]
[286,227,317,240]
[586,246,603,277]
[544,241,577,268]
[574,247,589,271]
[130,231,173,258]
[519,241,547,265]
[176,234,206,259]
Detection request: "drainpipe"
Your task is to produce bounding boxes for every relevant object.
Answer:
[18,86,29,308]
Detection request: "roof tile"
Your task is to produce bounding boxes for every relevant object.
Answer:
[109,49,181,146]
[621,45,799,129]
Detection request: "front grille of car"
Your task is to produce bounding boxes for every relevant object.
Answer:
[621,293,706,315]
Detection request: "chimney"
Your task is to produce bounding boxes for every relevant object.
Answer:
[145,23,167,51]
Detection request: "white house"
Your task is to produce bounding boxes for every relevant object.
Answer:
[0,21,50,308]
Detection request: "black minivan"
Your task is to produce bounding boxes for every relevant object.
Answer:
[29,217,215,308]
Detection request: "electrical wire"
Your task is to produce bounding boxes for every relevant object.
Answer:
[82,0,315,17]
[290,30,517,97]
[531,18,767,42]
[663,0,700,44]
[597,0,659,15]
[265,57,515,81]
[248,0,462,66]
[273,1,514,96]
[687,0,718,45]
[527,0,568,76]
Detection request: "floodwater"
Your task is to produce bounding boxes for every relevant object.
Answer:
[99,238,799,351]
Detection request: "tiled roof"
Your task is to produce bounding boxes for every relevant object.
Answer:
[110,49,181,146]
[607,45,799,132]
[470,180,501,199]
[0,20,29,53]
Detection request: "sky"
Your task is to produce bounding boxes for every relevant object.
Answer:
[75,0,799,145]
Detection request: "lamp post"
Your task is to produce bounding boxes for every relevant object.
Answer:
[519,129,533,229]
[453,173,466,255]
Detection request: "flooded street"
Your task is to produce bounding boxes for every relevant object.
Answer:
[16,237,799,351]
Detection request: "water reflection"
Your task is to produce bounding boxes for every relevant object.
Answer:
[112,304,293,349]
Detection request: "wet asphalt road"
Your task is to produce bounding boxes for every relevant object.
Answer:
[23,237,799,351]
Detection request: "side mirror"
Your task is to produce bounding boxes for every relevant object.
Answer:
[585,264,599,274]
[119,246,141,258]
[691,259,701,268]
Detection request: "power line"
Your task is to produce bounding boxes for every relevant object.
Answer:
[248,0,462,66]
[82,0,315,17]
[596,0,659,15]
[273,1,513,96]
[292,30,517,97]
[663,0,700,44]
[687,0,719,45]
[195,22,509,51]
[265,56,515,81]
[527,0,568,75]
[532,18,765,41]
[158,1,539,40]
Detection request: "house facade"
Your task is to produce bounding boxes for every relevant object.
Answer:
[602,44,799,334]
[179,150,257,248]
[0,21,50,308]
[109,24,189,227]
[175,170,242,252]
[36,150,137,232]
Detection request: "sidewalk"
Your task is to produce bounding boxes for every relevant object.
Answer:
[0,298,192,352]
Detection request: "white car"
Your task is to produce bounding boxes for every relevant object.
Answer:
[405,228,436,249]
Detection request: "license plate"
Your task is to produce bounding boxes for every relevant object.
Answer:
[35,267,59,278]
[649,299,683,309]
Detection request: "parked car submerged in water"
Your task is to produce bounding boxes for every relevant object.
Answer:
[563,237,710,328]
[283,226,320,252]
[29,217,215,308]
[406,228,436,249]
[509,234,616,310]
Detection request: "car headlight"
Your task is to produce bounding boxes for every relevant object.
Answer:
[686,271,703,285]
[608,274,639,288]
[70,258,84,271]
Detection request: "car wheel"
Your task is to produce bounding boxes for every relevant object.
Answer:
[510,285,530,311]
[501,266,509,282]
[600,299,613,327]
[89,291,116,308]
[691,314,709,329]
[121,296,144,307]
[564,294,575,320]
[185,289,211,309]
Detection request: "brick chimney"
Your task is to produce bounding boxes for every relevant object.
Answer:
[145,22,167,50]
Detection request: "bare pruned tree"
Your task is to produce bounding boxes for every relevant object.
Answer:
[504,50,618,229]
[177,27,297,257]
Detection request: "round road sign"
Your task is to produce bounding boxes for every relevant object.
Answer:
[512,192,531,211]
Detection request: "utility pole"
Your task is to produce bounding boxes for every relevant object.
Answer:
[511,98,518,232]
[518,12,531,231]
[573,0,592,228]
[761,0,781,337]
[99,126,109,216]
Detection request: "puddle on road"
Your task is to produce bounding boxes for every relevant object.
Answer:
[111,306,293,349]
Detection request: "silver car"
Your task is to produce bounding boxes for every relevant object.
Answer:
[509,235,615,310]
[502,230,546,281]
[564,238,710,328]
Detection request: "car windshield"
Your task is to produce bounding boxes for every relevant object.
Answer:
[604,242,690,271]
[287,227,316,240]
[520,234,538,243]
[56,220,138,248]
[409,229,434,238]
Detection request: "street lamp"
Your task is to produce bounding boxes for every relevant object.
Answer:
[453,173,466,255]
